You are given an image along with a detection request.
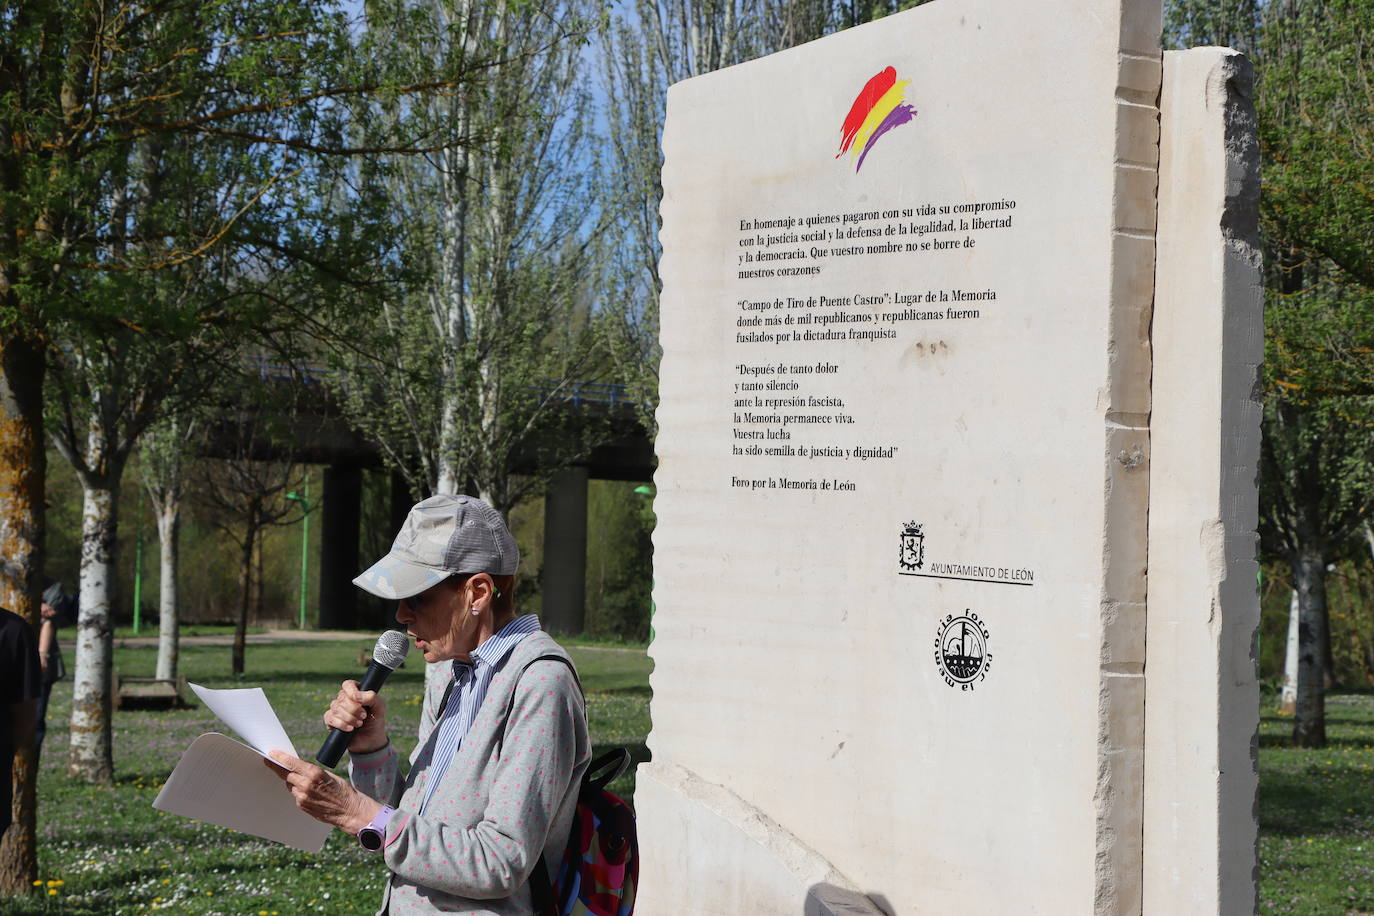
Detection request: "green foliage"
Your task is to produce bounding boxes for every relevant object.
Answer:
[583,482,654,641]
[1265,263,1374,402]
[41,444,322,629]
[1162,0,1261,52]
[1259,0,1374,290]
[1260,396,1374,560]
[504,481,655,641]
[1254,0,1374,564]
[2,637,650,914]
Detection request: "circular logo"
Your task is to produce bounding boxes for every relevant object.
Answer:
[934,612,991,690]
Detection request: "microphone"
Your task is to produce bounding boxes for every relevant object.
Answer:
[316,630,411,767]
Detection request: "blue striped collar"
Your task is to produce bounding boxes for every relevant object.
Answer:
[467,613,541,672]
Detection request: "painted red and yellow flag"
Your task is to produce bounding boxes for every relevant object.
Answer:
[837,66,918,172]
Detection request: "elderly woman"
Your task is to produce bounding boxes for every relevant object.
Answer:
[269,495,590,915]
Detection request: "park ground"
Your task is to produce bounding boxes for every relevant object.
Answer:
[2,633,1372,915]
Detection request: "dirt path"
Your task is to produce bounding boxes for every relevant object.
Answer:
[114,629,372,649]
[115,629,645,652]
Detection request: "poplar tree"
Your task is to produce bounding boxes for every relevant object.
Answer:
[1255,0,1374,746]
[328,0,608,516]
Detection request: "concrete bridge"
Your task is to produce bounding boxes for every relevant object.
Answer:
[204,361,655,633]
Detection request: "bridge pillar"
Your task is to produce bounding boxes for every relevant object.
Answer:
[541,466,588,636]
[390,471,413,532]
[319,462,362,629]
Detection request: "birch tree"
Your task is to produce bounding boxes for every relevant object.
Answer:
[45,324,222,782]
[140,413,199,682]
[1260,396,1374,746]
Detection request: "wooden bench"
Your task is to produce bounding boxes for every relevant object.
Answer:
[113,674,188,710]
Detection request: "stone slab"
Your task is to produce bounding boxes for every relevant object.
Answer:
[645,0,1161,912]
[1143,47,1263,916]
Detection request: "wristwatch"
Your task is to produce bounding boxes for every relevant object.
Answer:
[357,805,395,851]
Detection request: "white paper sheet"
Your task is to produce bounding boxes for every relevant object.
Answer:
[153,733,331,853]
[188,683,297,757]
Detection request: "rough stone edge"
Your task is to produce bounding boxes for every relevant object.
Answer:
[1220,48,1258,916]
[1143,47,1262,916]
[1095,3,1163,915]
[645,77,691,769]
[637,761,885,915]
[1211,47,1263,916]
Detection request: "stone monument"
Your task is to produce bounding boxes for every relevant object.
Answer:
[641,0,1262,912]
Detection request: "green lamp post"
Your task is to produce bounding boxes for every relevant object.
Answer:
[285,483,314,630]
[132,490,145,635]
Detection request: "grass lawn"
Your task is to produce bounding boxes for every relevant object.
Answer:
[2,638,650,916]
[1259,692,1374,916]
[109,626,267,641]
[9,636,1374,915]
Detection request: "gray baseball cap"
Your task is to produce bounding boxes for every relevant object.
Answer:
[42,580,64,606]
[352,494,520,600]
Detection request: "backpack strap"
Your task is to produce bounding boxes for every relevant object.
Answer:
[511,653,580,916]
[515,652,636,915]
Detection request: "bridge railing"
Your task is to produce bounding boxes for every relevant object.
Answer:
[243,356,635,409]
[532,380,636,409]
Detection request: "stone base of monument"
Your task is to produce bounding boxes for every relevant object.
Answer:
[636,762,886,916]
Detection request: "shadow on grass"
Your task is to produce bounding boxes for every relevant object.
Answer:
[598,685,652,698]
[1260,765,1374,836]
[1261,713,1374,728]
[1259,734,1374,749]
[179,670,428,688]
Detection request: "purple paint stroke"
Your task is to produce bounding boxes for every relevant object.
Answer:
[855,103,917,172]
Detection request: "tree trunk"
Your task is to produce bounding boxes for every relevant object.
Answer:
[232,520,255,676]
[1280,588,1298,714]
[252,527,264,625]
[68,482,118,784]
[1293,550,1328,747]
[434,86,471,497]
[1322,580,1337,690]
[0,332,46,894]
[154,497,180,681]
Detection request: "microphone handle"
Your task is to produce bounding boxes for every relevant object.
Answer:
[315,660,394,768]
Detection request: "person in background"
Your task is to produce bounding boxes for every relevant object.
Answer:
[268,494,591,916]
[1,604,42,839]
[35,580,75,756]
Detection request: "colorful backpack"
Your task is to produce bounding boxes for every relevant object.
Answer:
[530,748,639,916]
[516,654,638,916]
